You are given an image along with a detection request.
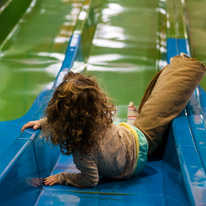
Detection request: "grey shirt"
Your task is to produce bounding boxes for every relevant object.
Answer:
[58,123,137,188]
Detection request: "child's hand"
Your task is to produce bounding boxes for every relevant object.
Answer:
[44,174,60,186]
[21,120,41,133]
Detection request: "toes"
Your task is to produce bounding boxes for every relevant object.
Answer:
[128,102,134,107]
[180,53,190,58]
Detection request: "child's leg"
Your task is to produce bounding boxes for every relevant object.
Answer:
[127,102,138,125]
[134,55,206,157]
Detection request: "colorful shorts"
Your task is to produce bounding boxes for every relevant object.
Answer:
[119,122,148,176]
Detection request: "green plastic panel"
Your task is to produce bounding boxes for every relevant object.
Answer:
[85,0,162,120]
[185,0,206,90]
[0,0,84,121]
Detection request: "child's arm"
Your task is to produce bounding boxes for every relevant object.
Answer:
[44,150,99,188]
[21,118,46,132]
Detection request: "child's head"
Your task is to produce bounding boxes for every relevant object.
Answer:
[43,71,116,155]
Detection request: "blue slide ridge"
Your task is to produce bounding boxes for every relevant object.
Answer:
[167,38,206,206]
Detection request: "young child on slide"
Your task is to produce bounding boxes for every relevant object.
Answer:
[21,53,206,188]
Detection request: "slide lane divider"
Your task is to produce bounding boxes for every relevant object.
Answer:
[166,0,206,205]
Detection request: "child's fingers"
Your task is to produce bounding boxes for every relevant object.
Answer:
[44,175,59,186]
[21,122,34,132]
[44,179,54,186]
[21,121,40,132]
[44,179,57,186]
[33,124,40,130]
[44,178,52,185]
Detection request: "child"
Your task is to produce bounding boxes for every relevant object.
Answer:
[21,54,206,188]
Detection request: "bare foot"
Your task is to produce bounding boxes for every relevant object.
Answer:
[180,53,190,59]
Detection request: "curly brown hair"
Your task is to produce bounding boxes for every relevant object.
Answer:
[42,71,116,155]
